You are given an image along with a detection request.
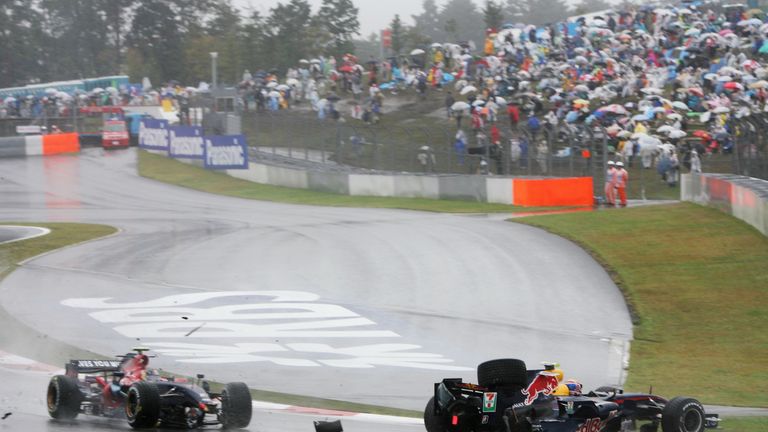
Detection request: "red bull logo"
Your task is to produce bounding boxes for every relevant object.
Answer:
[521,372,559,405]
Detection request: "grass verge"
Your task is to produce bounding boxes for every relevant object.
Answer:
[720,416,768,431]
[517,203,768,408]
[138,149,560,213]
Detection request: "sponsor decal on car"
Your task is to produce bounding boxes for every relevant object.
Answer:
[482,392,498,413]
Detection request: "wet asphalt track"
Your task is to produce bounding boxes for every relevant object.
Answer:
[0,148,633,429]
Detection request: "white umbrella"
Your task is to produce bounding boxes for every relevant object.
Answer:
[738,18,763,27]
[700,111,711,122]
[268,90,281,98]
[45,87,58,95]
[310,58,322,64]
[684,28,701,36]
[451,101,470,111]
[667,113,682,121]
[641,87,663,95]
[55,91,71,100]
[717,75,732,82]
[266,81,278,88]
[668,130,687,139]
[286,78,300,86]
[276,84,290,91]
[672,101,690,111]
[4,97,16,103]
[91,87,104,93]
[652,107,667,113]
[472,99,486,107]
[106,86,118,94]
[410,48,426,56]
[460,85,478,95]
[430,43,443,49]
[632,114,650,121]
[495,97,508,106]
[656,125,675,133]
[749,80,768,89]
[299,59,309,64]
[712,106,730,113]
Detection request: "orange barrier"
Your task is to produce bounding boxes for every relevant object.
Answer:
[42,133,80,155]
[513,177,593,207]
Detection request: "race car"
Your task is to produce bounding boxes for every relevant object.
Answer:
[424,358,719,432]
[46,347,252,429]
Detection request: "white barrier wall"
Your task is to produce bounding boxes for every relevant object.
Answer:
[393,175,440,199]
[349,174,396,197]
[486,178,515,205]
[681,173,768,236]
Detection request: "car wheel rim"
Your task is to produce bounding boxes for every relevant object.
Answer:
[47,383,58,410]
[683,409,702,431]
[126,390,138,418]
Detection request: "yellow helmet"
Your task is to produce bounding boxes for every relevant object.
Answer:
[553,383,571,396]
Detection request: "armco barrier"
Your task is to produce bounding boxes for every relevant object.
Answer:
[513,177,594,207]
[24,135,43,155]
[682,173,768,236]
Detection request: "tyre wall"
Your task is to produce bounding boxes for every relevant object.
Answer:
[0,133,80,157]
[681,173,768,236]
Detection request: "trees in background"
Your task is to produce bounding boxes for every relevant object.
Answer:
[3,0,612,88]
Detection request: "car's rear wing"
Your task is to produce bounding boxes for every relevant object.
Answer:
[65,359,123,376]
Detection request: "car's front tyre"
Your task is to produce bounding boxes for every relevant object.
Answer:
[47,375,82,419]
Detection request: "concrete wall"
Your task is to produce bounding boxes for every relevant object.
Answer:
[393,175,440,199]
[438,175,488,202]
[486,177,515,205]
[308,170,349,195]
[349,174,396,197]
[681,173,768,236]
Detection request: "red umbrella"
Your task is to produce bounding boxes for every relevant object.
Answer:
[692,130,711,140]
[723,82,743,91]
[687,87,704,97]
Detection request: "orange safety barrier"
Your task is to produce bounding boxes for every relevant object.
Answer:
[513,177,593,207]
[42,133,80,155]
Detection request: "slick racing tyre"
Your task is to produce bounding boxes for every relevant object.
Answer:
[125,381,161,429]
[424,397,448,432]
[477,359,528,389]
[47,375,82,419]
[661,397,706,432]
[220,382,252,429]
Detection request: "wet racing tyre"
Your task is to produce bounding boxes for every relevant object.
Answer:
[47,375,82,419]
[424,397,448,432]
[125,381,161,429]
[477,358,528,388]
[661,397,706,432]
[220,382,252,429]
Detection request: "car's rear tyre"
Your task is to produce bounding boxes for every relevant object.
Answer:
[424,397,448,432]
[125,381,160,429]
[47,375,82,419]
[220,382,252,429]
[661,397,705,432]
[477,358,528,388]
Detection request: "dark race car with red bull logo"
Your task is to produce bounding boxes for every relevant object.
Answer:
[46,347,252,429]
[424,358,718,432]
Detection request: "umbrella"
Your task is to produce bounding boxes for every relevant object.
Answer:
[91,87,104,93]
[684,28,701,36]
[45,87,58,94]
[286,78,299,86]
[724,82,744,91]
[472,99,486,107]
[275,84,290,91]
[106,86,118,94]
[597,104,628,115]
[573,84,589,92]
[632,114,650,121]
[749,80,768,89]
[738,18,763,26]
[712,106,731,113]
[667,113,682,121]
[451,101,470,111]
[651,107,667,114]
[4,97,16,103]
[495,97,508,106]
[672,101,690,111]
[268,90,281,98]
[656,125,675,133]
[430,43,443,49]
[410,48,426,56]
[299,59,309,64]
[668,130,687,139]
[641,87,663,95]
[717,75,733,82]
[700,111,712,122]
[687,87,704,96]
[460,85,478,95]
[704,73,718,81]
[692,130,711,140]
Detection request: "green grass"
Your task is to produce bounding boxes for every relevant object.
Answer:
[138,149,560,213]
[518,203,768,407]
[720,416,768,432]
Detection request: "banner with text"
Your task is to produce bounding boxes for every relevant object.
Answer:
[138,118,169,151]
[169,126,204,159]
[203,135,248,170]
